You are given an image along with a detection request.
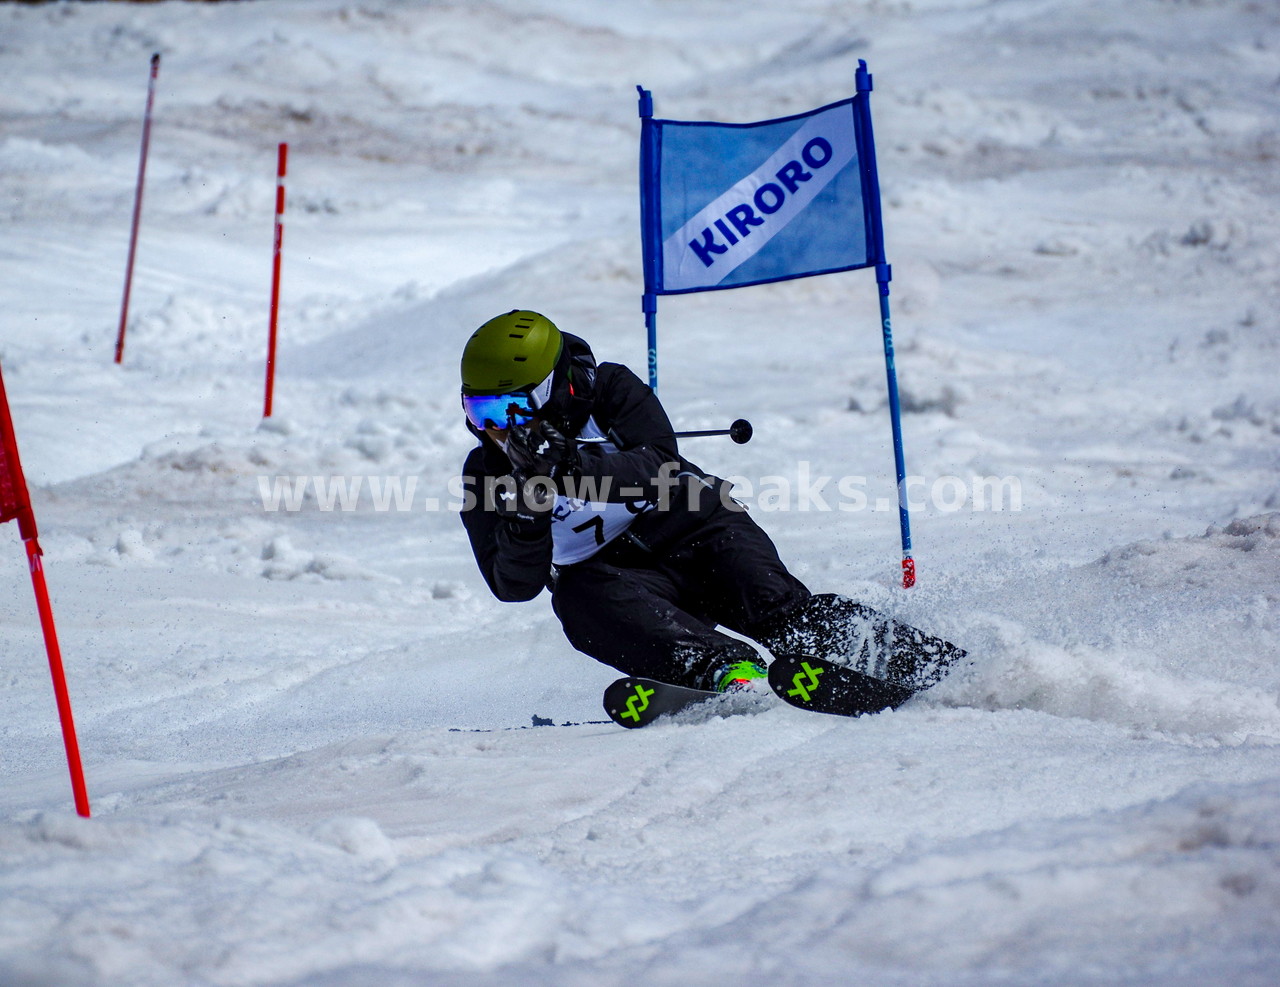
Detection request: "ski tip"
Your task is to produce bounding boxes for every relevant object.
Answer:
[767,653,915,717]
[602,676,729,729]
[603,677,653,728]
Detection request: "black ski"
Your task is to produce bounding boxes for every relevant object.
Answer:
[603,676,720,728]
[767,652,916,717]
[603,652,931,728]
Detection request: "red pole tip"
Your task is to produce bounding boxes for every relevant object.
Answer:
[902,557,916,589]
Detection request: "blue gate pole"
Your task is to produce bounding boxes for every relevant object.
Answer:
[856,60,915,588]
[643,294,659,391]
[637,86,661,390]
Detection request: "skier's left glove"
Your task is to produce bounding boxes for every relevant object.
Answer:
[505,420,578,480]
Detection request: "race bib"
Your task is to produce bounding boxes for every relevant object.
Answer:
[550,496,653,565]
[550,417,654,565]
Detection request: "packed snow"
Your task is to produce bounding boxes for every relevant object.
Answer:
[1,1,1278,984]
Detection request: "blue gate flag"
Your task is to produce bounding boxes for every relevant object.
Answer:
[636,61,918,589]
[639,98,875,295]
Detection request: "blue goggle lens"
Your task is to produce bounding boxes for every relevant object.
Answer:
[463,392,536,430]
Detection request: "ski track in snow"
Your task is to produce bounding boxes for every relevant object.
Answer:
[1,1,1279,984]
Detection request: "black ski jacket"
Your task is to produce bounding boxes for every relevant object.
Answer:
[460,353,728,603]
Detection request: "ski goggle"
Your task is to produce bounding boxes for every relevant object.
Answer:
[462,371,554,430]
[462,392,536,430]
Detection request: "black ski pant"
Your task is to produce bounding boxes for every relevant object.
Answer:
[551,504,809,690]
[552,503,968,691]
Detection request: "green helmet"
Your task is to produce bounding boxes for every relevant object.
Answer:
[460,310,564,396]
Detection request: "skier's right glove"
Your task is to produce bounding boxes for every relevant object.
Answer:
[504,420,578,480]
[491,473,555,536]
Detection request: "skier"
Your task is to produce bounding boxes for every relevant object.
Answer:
[459,310,964,696]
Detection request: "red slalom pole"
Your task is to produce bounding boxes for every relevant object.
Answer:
[115,53,161,365]
[26,540,91,818]
[0,364,90,817]
[264,142,287,418]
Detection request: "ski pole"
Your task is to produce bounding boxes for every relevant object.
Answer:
[674,419,753,444]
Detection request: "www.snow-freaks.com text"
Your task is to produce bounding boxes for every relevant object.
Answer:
[257,466,1023,514]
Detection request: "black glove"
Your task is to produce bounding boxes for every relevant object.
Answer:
[504,420,578,479]
[491,473,555,533]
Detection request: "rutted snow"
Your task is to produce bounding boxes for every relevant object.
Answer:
[1,0,1278,984]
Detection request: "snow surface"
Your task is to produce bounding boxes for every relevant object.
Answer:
[2,0,1279,984]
